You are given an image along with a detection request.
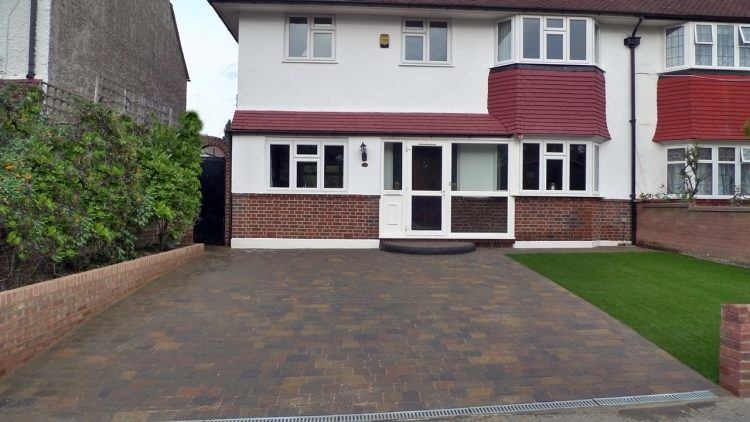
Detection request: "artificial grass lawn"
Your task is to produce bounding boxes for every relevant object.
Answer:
[508,251,750,382]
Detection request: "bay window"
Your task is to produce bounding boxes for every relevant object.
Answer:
[666,146,750,197]
[522,141,593,193]
[286,16,336,61]
[667,23,750,70]
[268,141,346,191]
[519,16,592,63]
[403,19,450,64]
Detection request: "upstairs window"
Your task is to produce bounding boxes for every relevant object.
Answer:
[286,16,335,61]
[667,23,750,70]
[520,16,591,63]
[403,19,450,64]
[497,20,513,62]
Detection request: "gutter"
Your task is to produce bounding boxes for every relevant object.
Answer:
[26,0,38,79]
[624,16,643,245]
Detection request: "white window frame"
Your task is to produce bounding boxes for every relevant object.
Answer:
[514,15,596,66]
[401,18,452,65]
[267,140,347,193]
[284,15,336,62]
[665,144,750,198]
[668,23,750,71]
[520,140,595,195]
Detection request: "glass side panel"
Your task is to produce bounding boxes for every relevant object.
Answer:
[323,145,344,189]
[384,142,403,190]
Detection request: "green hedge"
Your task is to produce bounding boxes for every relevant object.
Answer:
[0,84,202,284]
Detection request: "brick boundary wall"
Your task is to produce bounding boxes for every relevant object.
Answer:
[636,202,750,267]
[720,304,750,397]
[515,197,631,242]
[0,244,204,378]
[233,194,380,239]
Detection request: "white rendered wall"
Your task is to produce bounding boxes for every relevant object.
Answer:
[233,9,701,200]
[0,0,51,80]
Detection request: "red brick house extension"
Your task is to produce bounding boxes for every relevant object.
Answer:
[209,0,750,249]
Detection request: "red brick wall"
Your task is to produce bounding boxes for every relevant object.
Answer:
[637,202,750,266]
[515,197,631,242]
[0,244,204,378]
[232,194,379,239]
[720,304,750,397]
[451,196,508,233]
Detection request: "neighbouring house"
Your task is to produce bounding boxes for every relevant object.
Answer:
[209,0,750,249]
[0,0,189,122]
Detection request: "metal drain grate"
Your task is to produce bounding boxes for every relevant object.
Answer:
[175,390,717,422]
[594,390,717,406]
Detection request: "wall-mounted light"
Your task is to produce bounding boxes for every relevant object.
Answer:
[360,142,368,167]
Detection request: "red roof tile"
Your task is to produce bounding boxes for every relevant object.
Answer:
[487,65,610,139]
[654,73,750,142]
[231,110,511,136]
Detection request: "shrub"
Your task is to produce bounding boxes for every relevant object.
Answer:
[0,84,202,286]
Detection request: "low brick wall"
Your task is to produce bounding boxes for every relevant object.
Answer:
[233,193,379,239]
[515,197,631,242]
[721,304,750,397]
[0,244,204,378]
[637,202,750,266]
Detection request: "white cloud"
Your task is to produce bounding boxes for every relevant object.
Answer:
[171,0,238,137]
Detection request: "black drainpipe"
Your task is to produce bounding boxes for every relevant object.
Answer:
[624,16,643,245]
[26,0,38,79]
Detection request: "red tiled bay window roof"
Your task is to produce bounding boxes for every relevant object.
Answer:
[231,110,511,137]
[654,73,750,143]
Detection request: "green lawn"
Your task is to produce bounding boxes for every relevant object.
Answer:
[508,251,750,382]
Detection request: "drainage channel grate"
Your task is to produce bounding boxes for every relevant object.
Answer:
[175,390,717,422]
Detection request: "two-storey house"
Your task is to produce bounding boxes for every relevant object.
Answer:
[210,0,750,249]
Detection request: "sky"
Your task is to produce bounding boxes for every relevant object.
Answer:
[172,0,238,137]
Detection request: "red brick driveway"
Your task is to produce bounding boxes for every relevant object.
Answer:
[0,248,715,421]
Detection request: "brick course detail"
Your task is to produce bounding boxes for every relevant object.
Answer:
[451,196,508,233]
[232,194,379,239]
[637,202,750,266]
[515,197,631,242]
[720,304,750,397]
[0,244,204,378]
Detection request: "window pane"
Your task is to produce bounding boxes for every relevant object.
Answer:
[324,145,344,189]
[742,164,750,195]
[405,20,424,30]
[296,144,318,155]
[405,35,424,61]
[384,142,403,190]
[570,19,587,60]
[312,32,333,58]
[451,197,508,234]
[696,163,712,195]
[546,18,564,29]
[667,148,685,162]
[719,163,736,195]
[696,45,713,66]
[451,144,508,191]
[718,25,735,67]
[696,25,713,43]
[743,27,750,42]
[429,21,449,62]
[296,161,318,188]
[667,163,684,194]
[270,144,290,188]
[411,196,441,231]
[412,146,442,191]
[594,24,600,63]
[523,18,541,59]
[546,159,563,191]
[288,17,309,58]
[719,147,736,162]
[666,26,684,68]
[497,20,512,62]
[546,143,564,153]
[546,33,564,60]
[741,46,750,68]
[569,144,587,191]
[313,16,333,27]
[522,143,540,190]
[698,147,712,160]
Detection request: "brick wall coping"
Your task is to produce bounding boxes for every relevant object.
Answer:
[0,244,203,378]
[688,206,750,213]
[638,202,690,209]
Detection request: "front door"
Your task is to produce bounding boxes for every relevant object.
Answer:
[407,144,447,235]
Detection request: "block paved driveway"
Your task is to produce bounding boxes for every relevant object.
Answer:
[0,248,715,421]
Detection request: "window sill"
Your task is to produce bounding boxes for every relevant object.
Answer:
[517,191,600,198]
[282,59,338,64]
[399,62,454,68]
[266,189,348,194]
